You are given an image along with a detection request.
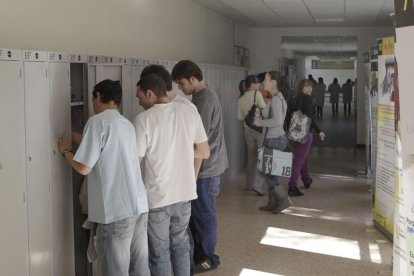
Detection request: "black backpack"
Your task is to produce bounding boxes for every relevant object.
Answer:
[244,91,263,133]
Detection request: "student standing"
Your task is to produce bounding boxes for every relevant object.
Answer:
[134,74,210,276]
[172,60,229,273]
[58,80,150,276]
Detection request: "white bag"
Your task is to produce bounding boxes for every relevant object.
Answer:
[257,147,293,177]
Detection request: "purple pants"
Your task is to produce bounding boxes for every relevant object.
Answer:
[288,133,314,188]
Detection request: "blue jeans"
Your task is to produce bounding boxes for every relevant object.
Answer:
[190,176,221,266]
[95,213,150,276]
[147,201,191,276]
[262,135,288,189]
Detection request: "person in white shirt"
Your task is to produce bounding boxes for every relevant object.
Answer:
[134,74,210,276]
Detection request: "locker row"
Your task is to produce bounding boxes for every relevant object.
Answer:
[0,48,246,276]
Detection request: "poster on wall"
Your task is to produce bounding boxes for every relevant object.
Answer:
[370,58,379,194]
[374,52,396,237]
[364,54,372,179]
[394,0,414,274]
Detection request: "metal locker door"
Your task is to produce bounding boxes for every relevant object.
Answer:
[121,65,132,121]
[131,64,146,120]
[48,52,75,276]
[23,50,53,276]
[0,49,29,276]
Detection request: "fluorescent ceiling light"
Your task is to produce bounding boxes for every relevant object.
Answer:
[315,18,344,23]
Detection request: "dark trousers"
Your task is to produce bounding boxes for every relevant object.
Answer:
[332,103,338,114]
[289,133,314,188]
[316,106,323,117]
[190,176,221,267]
[344,102,351,115]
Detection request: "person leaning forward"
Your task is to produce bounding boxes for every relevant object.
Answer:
[134,74,210,276]
[58,79,150,276]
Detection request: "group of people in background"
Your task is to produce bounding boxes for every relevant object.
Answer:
[58,60,228,275]
[309,74,355,117]
[237,72,326,213]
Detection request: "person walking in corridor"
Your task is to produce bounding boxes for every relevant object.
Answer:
[288,79,326,197]
[328,78,341,116]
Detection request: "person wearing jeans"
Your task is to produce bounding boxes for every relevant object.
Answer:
[288,79,326,197]
[134,74,209,276]
[147,202,192,275]
[96,214,149,275]
[58,80,150,276]
[172,60,229,273]
[190,176,221,267]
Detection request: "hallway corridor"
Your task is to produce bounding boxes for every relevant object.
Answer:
[210,146,392,276]
[208,100,393,275]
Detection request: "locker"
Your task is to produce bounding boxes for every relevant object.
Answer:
[70,55,91,276]
[131,60,147,120]
[48,52,75,276]
[0,49,29,276]
[87,57,132,121]
[23,50,54,276]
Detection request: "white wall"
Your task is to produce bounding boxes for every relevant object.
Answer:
[247,27,393,144]
[304,56,356,87]
[0,0,240,65]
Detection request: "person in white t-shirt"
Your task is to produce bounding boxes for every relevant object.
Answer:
[140,64,193,106]
[134,74,210,276]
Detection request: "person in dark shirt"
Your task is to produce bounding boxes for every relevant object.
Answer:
[288,79,326,197]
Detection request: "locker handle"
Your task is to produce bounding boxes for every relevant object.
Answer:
[28,156,32,162]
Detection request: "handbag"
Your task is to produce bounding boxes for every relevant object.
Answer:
[244,91,263,133]
[257,94,292,177]
[288,110,311,143]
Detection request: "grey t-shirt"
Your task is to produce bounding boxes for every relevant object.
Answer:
[192,86,229,178]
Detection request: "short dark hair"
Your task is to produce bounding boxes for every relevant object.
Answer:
[171,60,203,81]
[244,75,259,90]
[256,72,267,83]
[137,74,167,98]
[140,64,173,91]
[239,80,246,97]
[92,79,122,106]
[318,77,323,83]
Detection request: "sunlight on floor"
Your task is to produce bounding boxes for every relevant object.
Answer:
[283,206,359,224]
[369,243,382,264]
[318,174,355,181]
[239,268,284,276]
[260,227,361,260]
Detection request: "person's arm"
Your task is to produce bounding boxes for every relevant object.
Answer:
[302,97,322,134]
[255,96,284,129]
[194,141,209,178]
[71,132,83,147]
[58,137,92,175]
[237,101,244,121]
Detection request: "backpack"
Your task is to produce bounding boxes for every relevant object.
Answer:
[287,110,311,143]
[244,91,263,133]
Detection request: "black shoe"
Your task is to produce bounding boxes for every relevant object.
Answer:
[195,258,217,274]
[288,187,304,197]
[303,178,313,189]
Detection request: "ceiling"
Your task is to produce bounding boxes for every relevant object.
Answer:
[192,0,395,27]
[281,36,358,58]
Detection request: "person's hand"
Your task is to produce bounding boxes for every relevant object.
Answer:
[319,131,326,141]
[254,117,262,126]
[58,137,72,152]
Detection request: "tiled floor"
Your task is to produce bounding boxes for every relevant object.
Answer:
[204,104,392,275]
